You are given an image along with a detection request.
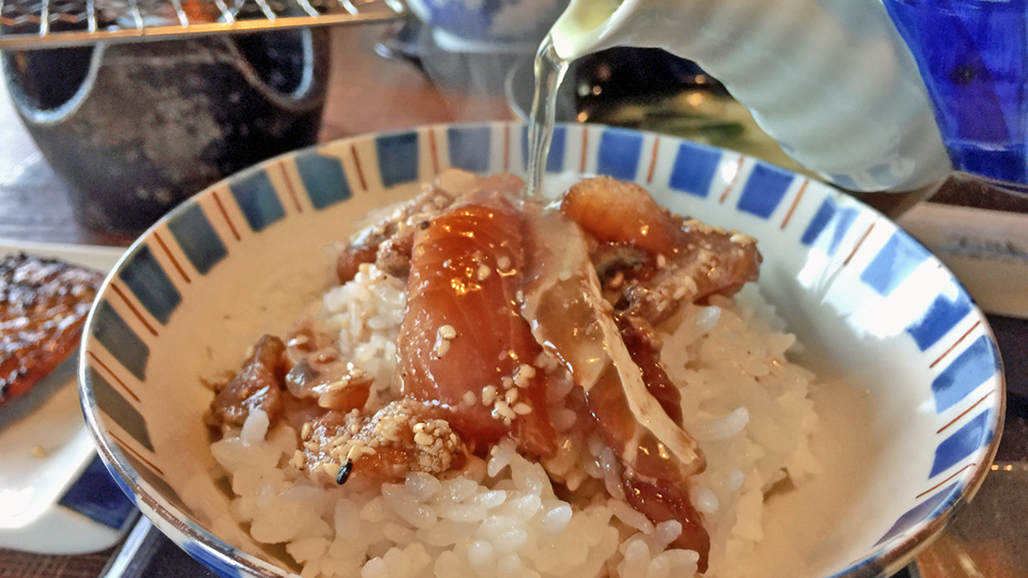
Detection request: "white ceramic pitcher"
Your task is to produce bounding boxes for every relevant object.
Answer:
[547,0,953,192]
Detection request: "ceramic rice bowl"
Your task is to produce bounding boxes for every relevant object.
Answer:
[79,122,1005,578]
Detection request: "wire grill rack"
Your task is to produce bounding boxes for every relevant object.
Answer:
[0,0,406,49]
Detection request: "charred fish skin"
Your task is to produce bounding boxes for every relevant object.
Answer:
[0,254,103,405]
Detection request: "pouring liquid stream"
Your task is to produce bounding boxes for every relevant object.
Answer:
[525,34,570,201]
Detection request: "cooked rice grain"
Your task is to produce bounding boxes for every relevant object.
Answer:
[210,265,819,578]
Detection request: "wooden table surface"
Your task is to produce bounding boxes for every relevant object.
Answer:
[0,23,515,247]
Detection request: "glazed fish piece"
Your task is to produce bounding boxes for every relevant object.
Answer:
[397,190,557,459]
[0,254,103,405]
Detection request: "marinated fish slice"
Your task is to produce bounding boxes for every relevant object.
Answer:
[521,208,704,475]
[209,335,289,431]
[561,176,761,325]
[299,398,469,491]
[0,254,104,405]
[521,207,711,567]
[397,191,556,458]
[336,169,526,284]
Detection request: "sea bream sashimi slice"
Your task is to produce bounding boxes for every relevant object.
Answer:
[521,206,711,567]
[396,189,557,459]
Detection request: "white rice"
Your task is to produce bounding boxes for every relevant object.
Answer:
[210,265,820,578]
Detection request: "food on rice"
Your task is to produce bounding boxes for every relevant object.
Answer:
[206,170,820,578]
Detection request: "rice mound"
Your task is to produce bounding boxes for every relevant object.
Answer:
[209,265,820,578]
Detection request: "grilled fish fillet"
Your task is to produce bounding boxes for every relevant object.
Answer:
[0,254,104,405]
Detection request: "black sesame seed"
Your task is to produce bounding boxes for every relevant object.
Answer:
[336,460,353,485]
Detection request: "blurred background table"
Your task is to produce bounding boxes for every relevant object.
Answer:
[1,20,1025,578]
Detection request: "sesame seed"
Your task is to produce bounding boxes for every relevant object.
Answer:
[493,400,516,420]
[463,391,477,405]
[350,423,360,435]
[32,445,46,458]
[609,272,624,289]
[505,388,519,405]
[477,265,491,281]
[482,385,498,406]
[413,422,426,433]
[514,364,535,388]
[438,324,457,340]
[336,460,353,485]
[730,232,757,245]
[414,432,434,446]
[347,443,365,462]
[435,339,451,357]
[501,376,514,390]
[558,269,572,281]
[497,256,511,271]
[656,254,667,268]
[305,441,319,452]
[322,462,340,479]
[293,450,306,468]
[301,423,312,439]
[513,403,533,415]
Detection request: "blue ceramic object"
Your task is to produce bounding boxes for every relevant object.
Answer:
[2,29,330,236]
[884,0,1028,190]
[78,122,1004,578]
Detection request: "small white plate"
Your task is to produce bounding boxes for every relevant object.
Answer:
[0,240,134,554]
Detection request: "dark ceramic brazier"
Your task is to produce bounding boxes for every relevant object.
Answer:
[2,28,330,235]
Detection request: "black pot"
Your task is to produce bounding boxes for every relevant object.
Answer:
[2,28,330,236]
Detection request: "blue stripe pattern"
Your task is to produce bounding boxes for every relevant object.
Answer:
[860,233,930,296]
[167,204,227,275]
[228,170,286,232]
[597,128,642,181]
[294,152,350,210]
[875,482,960,546]
[932,335,998,412]
[119,245,181,325]
[59,455,136,529]
[737,163,794,218]
[520,125,566,173]
[448,126,492,173]
[93,300,149,381]
[90,367,153,452]
[800,198,860,257]
[376,132,420,187]
[906,289,973,351]
[801,198,837,246]
[930,410,992,477]
[668,141,721,198]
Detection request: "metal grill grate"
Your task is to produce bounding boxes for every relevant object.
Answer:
[0,0,406,49]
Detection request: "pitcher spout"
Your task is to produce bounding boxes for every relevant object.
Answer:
[547,0,953,193]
